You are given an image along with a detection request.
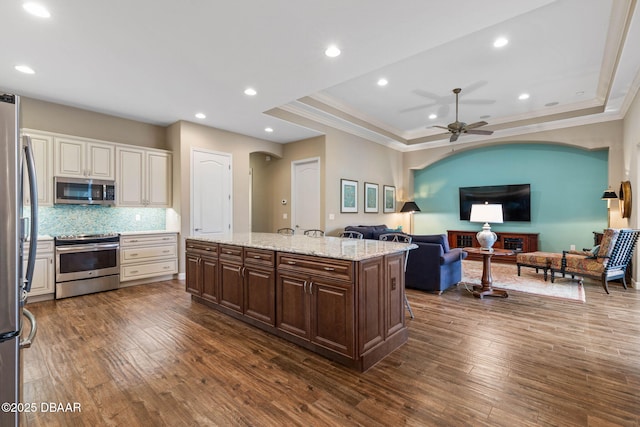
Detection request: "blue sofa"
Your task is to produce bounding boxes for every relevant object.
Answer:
[405,234,467,294]
[344,226,467,294]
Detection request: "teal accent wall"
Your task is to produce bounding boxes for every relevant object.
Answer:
[412,143,609,252]
[39,205,166,236]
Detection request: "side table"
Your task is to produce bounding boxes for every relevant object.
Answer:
[463,247,514,299]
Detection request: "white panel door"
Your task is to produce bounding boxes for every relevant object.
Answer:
[292,158,320,233]
[192,149,232,237]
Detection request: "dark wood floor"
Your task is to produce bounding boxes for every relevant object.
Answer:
[21,275,640,426]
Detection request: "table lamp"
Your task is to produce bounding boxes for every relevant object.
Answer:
[470,203,503,250]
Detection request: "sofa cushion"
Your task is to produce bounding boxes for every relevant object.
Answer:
[411,234,450,252]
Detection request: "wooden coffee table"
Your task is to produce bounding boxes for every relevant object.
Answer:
[463,247,515,299]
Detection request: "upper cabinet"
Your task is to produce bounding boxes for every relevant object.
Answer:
[116,146,172,207]
[55,136,115,180]
[22,131,54,207]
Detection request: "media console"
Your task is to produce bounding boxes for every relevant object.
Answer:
[447,230,539,264]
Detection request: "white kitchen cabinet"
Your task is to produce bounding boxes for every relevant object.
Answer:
[24,239,54,299]
[120,233,178,282]
[116,147,172,207]
[55,136,115,180]
[22,131,54,207]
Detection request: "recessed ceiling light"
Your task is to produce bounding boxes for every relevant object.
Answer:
[23,2,50,18]
[195,113,206,119]
[493,37,508,48]
[518,93,530,100]
[265,127,274,133]
[244,88,257,96]
[428,113,437,120]
[377,78,388,87]
[324,45,341,58]
[15,65,35,74]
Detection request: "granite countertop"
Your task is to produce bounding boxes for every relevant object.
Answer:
[119,230,179,236]
[188,232,417,261]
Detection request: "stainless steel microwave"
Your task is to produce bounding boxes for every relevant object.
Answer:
[54,177,116,206]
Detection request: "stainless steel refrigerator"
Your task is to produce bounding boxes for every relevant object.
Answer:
[0,94,38,427]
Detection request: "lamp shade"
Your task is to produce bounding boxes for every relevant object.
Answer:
[601,188,618,199]
[400,201,421,213]
[470,203,503,224]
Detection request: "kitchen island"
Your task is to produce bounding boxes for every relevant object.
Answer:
[185,233,416,371]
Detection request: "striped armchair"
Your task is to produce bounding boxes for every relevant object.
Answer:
[550,228,640,294]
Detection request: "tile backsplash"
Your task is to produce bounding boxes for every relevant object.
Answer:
[39,205,166,236]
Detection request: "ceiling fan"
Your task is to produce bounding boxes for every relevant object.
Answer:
[434,88,494,142]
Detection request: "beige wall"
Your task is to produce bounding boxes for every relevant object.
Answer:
[21,97,167,149]
[323,129,405,235]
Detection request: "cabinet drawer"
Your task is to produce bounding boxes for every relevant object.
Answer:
[244,248,275,267]
[277,253,353,282]
[219,244,243,261]
[121,259,178,281]
[121,244,176,264]
[24,240,54,254]
[121,233,177,246]
[186,240,218,256]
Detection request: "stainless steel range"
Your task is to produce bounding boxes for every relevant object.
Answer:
[54,233,120,299]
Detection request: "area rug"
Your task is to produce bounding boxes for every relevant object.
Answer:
[461,260,586,302]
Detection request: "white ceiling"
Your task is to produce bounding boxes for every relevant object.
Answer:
[1,0,638,149]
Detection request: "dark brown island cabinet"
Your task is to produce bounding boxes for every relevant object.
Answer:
[185,234,412,371]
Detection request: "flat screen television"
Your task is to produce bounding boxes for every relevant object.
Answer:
[459,184,531,222]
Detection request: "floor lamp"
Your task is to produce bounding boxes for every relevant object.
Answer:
[602,186,618,227]
[400,201,421,234]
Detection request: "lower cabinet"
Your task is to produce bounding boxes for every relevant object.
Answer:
[277,271,354,357]
[185,240,218,302]
[187,241,276,326]
[25,239,55,299]
[184,239,407,371]
[120,233,178,282]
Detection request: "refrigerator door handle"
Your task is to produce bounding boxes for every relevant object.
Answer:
[23,135,38,293]
[19,308,37,349]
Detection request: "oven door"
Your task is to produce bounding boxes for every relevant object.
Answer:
[55,243,119,282]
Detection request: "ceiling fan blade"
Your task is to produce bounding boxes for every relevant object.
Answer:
[450,133,459,142]
[466,129,494,135]
[431,125,449,130]
[464,121,488,130]
[412,89,443,101]
[399,103,437,113]
[437,104,449,118]
[462,80,488,94]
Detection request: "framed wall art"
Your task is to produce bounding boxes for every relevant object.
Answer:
[364,182,379,213]
[340,179,358,213]
[383,185,396,213]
